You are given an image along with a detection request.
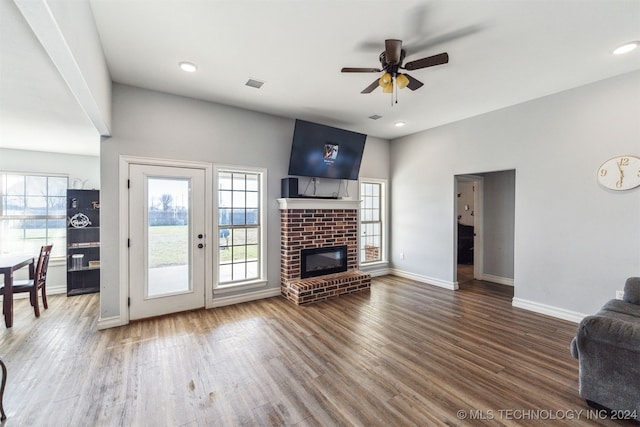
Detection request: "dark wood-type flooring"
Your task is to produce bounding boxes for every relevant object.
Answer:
[0,276,634,426]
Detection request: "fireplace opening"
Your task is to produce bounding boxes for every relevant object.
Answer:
[301,245,348,279]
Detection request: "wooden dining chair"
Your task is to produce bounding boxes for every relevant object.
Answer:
[0,358,6,421]
[0,245,53,318]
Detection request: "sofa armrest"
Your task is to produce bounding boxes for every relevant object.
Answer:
[570,337,579,358]
[575,315,640,353]
[624,277,640,304]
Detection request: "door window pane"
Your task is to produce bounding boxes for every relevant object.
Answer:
[146,177,191,297]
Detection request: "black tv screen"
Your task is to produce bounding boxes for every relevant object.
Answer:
[288,120,367,180]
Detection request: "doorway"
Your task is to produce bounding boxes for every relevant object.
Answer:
[128,163,207,320]
[455,170,515,287]
[455,175,482,284]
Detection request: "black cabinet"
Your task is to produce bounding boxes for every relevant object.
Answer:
[67,189,100,296]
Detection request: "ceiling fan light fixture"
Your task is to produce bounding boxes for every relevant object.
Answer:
[396,74,410,89]
[613,41,639,55]
[381,82,394,93]
[379,72,392,86]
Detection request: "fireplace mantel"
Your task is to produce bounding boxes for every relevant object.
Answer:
[277,198,361,210]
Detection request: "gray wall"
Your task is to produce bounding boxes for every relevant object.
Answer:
[100,84,390,319]
[390,70,640,315]
[481,170,515,280]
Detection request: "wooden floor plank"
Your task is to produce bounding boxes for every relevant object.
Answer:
[0,276,633,426]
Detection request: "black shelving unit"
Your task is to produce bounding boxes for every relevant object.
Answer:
[67,189,100,296]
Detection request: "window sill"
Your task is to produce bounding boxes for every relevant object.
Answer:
[214,279,268,294]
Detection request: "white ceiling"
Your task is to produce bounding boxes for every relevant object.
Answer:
[2,0,640,155]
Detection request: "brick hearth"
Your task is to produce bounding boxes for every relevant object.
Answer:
[278,198,371,304]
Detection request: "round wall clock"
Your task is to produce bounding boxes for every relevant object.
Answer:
[597,155,640,190]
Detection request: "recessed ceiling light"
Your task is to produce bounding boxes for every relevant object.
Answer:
[179,61,198,72]
[613,42,639,55]
[394,121,406,127]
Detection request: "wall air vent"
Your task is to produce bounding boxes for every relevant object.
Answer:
[245,79,265,89]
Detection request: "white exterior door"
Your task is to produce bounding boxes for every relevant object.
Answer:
[129,164,206,320]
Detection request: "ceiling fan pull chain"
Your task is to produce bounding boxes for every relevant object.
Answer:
[394,79,398,106]
[395,79,399,105]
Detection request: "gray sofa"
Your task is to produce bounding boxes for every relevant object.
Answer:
[570,277,640,415]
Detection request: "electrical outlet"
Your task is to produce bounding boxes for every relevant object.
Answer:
[616,290,624,300]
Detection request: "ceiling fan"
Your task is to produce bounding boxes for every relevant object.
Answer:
[341,39,449,96]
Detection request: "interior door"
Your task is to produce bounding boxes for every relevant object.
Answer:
[129,164,206,320]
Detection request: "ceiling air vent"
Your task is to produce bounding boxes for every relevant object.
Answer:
[368,115,383,120]
[245,79,265,89]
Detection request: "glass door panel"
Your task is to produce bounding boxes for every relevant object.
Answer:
[146,178,190,297]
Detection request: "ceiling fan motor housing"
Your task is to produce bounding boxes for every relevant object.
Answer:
[379,50,406,72]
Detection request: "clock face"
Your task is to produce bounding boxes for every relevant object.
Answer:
[597,155,640,190]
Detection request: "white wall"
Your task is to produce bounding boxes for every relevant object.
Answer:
[390,70,640,318]
[0,148,100,188]
[0,148,100,295]
[100,84,390,321]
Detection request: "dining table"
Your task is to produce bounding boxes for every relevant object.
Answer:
[0,254,35,328]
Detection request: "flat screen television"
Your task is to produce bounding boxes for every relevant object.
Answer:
[288,119,367,180]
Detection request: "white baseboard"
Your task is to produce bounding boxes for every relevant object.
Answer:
[97,315,125,330]
[210,287,281,308]
[389,269,458,290]
[362,267,391,277]
[479,273,514,286]
[512,298,586,323]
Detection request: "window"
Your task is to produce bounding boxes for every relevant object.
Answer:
[216,167,266,286]
[360,179,386,264]
[0,173,68,258]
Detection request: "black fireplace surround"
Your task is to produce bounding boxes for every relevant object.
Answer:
[300,245,348,279]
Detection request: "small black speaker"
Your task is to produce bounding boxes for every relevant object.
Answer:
[281,177,299,198]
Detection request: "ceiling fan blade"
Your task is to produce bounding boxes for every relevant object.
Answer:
[407,25,483,53]
[404,52,449,71]
[405,74,424,91]
[341,67,382,73]
[385,39,402,64]
[361,79,380,94]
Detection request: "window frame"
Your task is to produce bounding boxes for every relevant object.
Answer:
[213,164,267,291]
[0,171,68,259]
[359,178,387,266]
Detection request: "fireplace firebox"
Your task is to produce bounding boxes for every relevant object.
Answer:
[301,245,348,279]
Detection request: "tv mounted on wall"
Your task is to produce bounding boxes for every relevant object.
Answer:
[287,119,367,180]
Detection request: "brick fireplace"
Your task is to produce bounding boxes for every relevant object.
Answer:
[278,198,371,304]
